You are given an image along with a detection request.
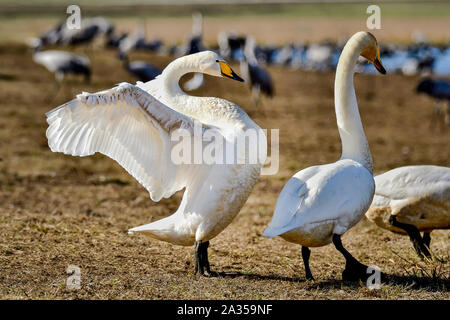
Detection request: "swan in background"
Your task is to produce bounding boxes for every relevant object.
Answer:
[264,32,386,281]
[366,165,450,259]
[46,51,266,277]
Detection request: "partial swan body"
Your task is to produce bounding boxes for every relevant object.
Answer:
[46,51,266,276]
[366,165,450,258]
[264,32,386,281]
[265,159,374,247]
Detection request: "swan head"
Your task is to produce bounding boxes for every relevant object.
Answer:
[193,51,244,82]
[358,32,386,74]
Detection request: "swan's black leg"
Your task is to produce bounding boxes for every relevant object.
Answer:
[194,241,215,277]
[388,215,431,259]
[301,246,314,281]
[422,232,431,248]
[194,241,201,275]
[201,241,213,277]
[332,234,370,281]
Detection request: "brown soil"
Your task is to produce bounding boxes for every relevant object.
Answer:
[0,39,449,299]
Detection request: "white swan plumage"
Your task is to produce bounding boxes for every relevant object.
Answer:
[46,51,266,276]
[366,165,450,258]
[264,32,386,281]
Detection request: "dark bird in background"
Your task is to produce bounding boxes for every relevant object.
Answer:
[183,12,206,92]
[37,21,65,46]
[218,32,247,61]
[58,17,114,46]
[118,22,163,57]
[105,31,128,49]
[185,12,204,55]
[30,38,91,82]
[416,78,450,129]
[29,38,91,102]
[119,52,161,82]
[240,36,274,107]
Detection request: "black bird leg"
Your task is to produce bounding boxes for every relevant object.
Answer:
[194,240,214,277]
[301,246,314,281]
[388,215,431,259]
[422,232,431,252]
[332,234,370,282]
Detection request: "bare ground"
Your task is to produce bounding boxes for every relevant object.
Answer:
[0,37,449,299]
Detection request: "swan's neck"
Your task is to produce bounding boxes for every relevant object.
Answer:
[158,56,215,122]
[161,56,198,97]
[335,38,373,172]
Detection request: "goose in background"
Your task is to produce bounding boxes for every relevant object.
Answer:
[240,36,274,107]
[119,52,161,82]
[264,32,386,282]
[46,51,266,277]
[366,165,450,259]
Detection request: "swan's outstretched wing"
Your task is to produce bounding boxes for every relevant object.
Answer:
[46,82,209,202]
[264,161,375,237]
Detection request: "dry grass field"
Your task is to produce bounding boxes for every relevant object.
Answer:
[0,9,449,299]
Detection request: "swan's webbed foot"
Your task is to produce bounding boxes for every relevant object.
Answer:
[388,215,432,259]
[194,240,217,277]
[332,234,373,282]
[341,259,371,282]
[301,246,314,281]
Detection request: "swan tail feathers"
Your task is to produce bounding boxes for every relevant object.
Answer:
[263,226,286,238]
[128,214,193,246]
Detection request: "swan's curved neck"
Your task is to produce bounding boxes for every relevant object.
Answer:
[335,38,373,172]
[161,56,198,96]
[158,55,215,122]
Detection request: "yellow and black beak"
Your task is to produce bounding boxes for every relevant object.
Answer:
[373,46,386,75]
[217,60,244,82]
[373,56,386,75]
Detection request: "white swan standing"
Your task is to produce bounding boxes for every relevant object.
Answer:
[264,32,386,281]
[366,165,450,259]
[46,51,267,276]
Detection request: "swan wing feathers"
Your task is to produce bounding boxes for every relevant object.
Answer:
[46,82,210,202]
[265,160,375,237]
[372,165,450,211]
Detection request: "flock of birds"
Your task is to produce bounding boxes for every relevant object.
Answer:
[31,15,450,282]
[30,14,275,107]
[31,14,450,123]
